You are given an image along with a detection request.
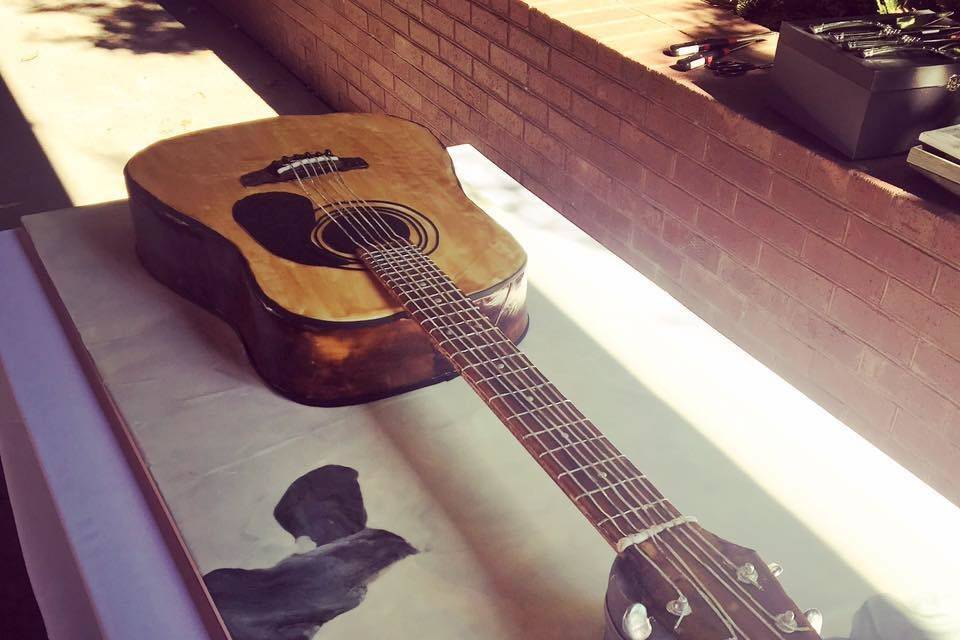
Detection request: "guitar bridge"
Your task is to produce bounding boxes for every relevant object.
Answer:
[240,151,368,186]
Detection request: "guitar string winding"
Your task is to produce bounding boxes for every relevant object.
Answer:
[288,159,786,638]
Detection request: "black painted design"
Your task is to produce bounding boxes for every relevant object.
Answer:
[233,192,439,270]
[203,465,416,640]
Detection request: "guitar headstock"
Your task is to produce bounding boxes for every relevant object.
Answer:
[608,521,822,640]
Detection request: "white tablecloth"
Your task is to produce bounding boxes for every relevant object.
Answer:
[2,146,960,639]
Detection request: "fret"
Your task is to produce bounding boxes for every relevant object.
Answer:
[487,380,555,402]
[556,454,629,479]
[359,245,681,552]
[506,400,578,423]
[593,499,672,528]
[537,434,610,458]
[574,475,648,502]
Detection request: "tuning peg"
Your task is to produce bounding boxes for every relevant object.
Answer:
[621,602,653,640]
[803,608,823,634]
[767,562,783,577]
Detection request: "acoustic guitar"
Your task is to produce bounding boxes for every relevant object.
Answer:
[126,114,822,640]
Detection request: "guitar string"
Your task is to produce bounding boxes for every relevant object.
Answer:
[311,160,792,629]
[311,160,798,637]
[287,163,698,598]
[291,160,773,637]
[306,160,770,635]
[300,163,753,636]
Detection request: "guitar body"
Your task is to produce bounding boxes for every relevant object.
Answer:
[125,114,528,406]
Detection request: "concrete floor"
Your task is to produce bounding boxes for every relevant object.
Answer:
[0,0,329,636]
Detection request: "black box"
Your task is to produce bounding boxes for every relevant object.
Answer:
[770,16,960,159]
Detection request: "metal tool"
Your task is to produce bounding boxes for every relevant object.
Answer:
[858,39,960,59]
[708,59,773,76]
[667,32,769,56]
[675,40,763,71]
[841,30,960,51]
[810,11,952,34]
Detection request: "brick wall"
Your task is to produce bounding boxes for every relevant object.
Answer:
[209,0,960,503]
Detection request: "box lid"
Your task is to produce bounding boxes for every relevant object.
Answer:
[779,17,960,92]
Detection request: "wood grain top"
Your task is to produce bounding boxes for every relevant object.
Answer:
[125,114,526,323]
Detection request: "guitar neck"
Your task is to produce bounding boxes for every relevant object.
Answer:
[361,243,683,551]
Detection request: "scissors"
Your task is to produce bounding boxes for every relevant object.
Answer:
[707,59,773,76]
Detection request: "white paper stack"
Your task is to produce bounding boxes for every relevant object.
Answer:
[908,124,960,196]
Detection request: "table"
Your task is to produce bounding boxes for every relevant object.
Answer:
[2,146,959,639]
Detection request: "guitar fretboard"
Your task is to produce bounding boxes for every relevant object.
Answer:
[361,243,683,550]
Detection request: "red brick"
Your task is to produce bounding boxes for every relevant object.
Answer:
[508,24,548,67]
[717,255,791,317]
[739,305,816,372]
[393,34,422,65]
[490,44,527,82]
[393,77,422,109]
[589,142,643,188]
[703,103,773,160]
[673,156,736,215]
[528,8,551,39]
[846,216,939,292]
[391,0,421,19]
[338,54,362,85]
[809,352,897,431]
[681,260,744,319]
[804,155,850,202]
[769,175,848,241]
[627,198,663,236]
[695,205,761,266]
[547,108,593,152]
[437,87,472,125]
[861,349,951,424]
[381,1,408,32]
[643,171,697,223]
[359,72,386,105]
[595,76,636,116]
[523,121,564,159]
[368,16,395,47]
[507,83,548,124]
[509,1,529,26]
[452,74,487,111]
[733,191,804,256]
[931,217,960,267]
[439,38,471,74]
[422,4,453,37]
[419,98,452,137]
[704,137,773,196]
[846,171,896,228]
[342,0,369,28]
[912,342,960,404]
[662,217,720,273]
[437,0,469,21]
[471,5,508,44]
[803,233,887,304]
[408,66,438,101]
[933,264,960,313]
[409,19,438,53]
[386,93,413,120]
[347,83,372,110]
[644,102,706,159]
[564,153,611,197]
[617,121,675,177]
[488,0,509,17]
[768,134,812,176]
[830,288,917,365]
[421,51,453,85]
[527,67,571,110]
[366,58,394,89]
[549,50,597,93]
[786,301,864,370]
[757,245,834,312]
[569,93,619,140]
[487,98,523,138]
[455,22,489,59]
[355,0,382,15]
[881,279,960,357]
[473,61,509,100]
[550,20,574,52]
[631,225,683,280]
[572,30,597,64]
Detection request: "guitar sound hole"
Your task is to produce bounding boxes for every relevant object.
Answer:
[233,192,439,270]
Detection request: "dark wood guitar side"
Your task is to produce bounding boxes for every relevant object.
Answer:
[125,115,528,406]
